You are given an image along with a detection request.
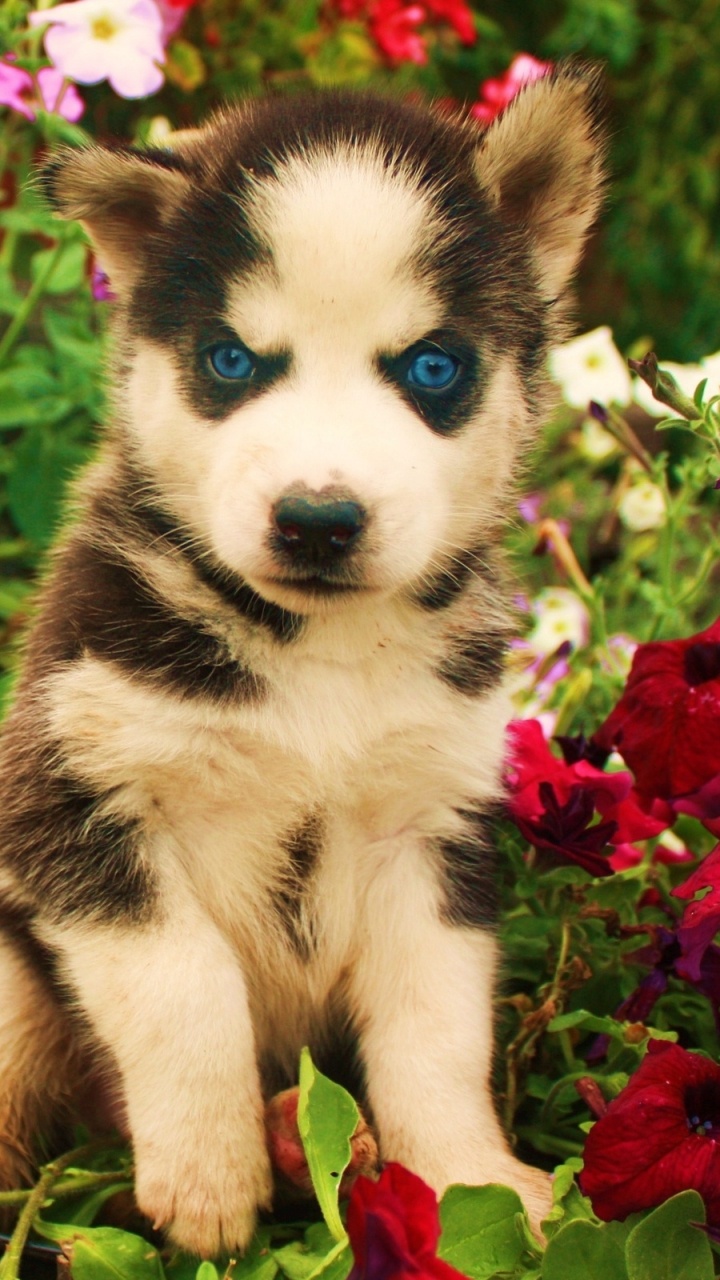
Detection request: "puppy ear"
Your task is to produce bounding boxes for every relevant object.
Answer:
[41,146,191,295]
[473,64,605,300]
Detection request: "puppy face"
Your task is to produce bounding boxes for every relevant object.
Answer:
[44,82,603,614]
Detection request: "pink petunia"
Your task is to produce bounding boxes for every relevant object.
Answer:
[0,59,84,121]
[579,1040,720,1227]
[29,0,166,100]
[471,53,551,124]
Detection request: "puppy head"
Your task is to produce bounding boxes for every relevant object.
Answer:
[44,74,604,615]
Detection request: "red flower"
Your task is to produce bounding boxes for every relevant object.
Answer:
[368,0,427,64]
[673,844,720,981]
[579,1041,720,1227]
[506,719,665,875]
[347,1163,468,1280]
[593,618,720,819]
[471,53,551,124]
[424,0,475,44]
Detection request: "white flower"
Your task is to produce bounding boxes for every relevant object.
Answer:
[527,587,590,656]
[29,0,165,100]
[632,360,704,417]
[548,326,632,410]
[618,479,666,531]
[578,416,618,461]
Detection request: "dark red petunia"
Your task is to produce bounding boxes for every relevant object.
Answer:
[506,719,665,875]
[347,1163,468,1280]
[579,1040,720,1227]
[593,617,720,817]
[672,844,720,981]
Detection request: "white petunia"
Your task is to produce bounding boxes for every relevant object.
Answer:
[618,479,666,531]
[29,0,165,100]
[548,326,633,410]
[527,587,590,656]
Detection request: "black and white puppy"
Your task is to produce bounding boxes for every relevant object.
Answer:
[0,72,603,1255]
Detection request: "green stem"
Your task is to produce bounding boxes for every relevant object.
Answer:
[0,1169,130,1209]
[0,238,65,367]
[0,1142,128,1280]
[513,1128,584,1159]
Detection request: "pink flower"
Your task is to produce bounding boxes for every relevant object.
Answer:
[0,59,84,121]
[579,1041,720,1228]
[347,1163,468,1280]
[29,0,166,100]
[472,53,551,124]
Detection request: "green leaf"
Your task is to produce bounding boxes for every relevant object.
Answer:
[195,1265,219,1280]
[624,1191,715,1280]
[297,1048,358,1243]
[31,240,88,295]
[165,38,207,90]
[7,425,88,544]
[35,1223,166,1280]
[438,1184,528,1279]
[273,1224,351,1280]
[541,1219,630,1280]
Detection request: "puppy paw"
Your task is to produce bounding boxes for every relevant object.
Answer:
[135,1137,273,1258]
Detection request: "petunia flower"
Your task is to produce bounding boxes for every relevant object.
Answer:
[593,617,720,820]
[29,0,166,100]
[548,326,633,410]
[0,58,84,121]
[579,1040,720,1227]
[506,719,666,876]
[471,53,551,124]
[347,1162,468,1280]
[617,478,666,532]
[423,0,475,43]
[526,587,590,656]
[673,844,720,982]
[368,0,427,64]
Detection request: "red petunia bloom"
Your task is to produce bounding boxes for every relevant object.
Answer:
[368,0,427,64]
[506,719,665,876]
[673,844,720,981]
[347,1163,468,1280]
[579,1040,720,1227]
[593,618,720,824]
[471,53,551,124]
[424,0,475,44]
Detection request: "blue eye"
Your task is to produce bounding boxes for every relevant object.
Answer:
[407,348,459,391]
[209,342,254,380]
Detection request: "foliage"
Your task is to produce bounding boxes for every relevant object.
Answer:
[2,1,720,1278]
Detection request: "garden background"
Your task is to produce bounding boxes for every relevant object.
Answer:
[1,1,720,1278]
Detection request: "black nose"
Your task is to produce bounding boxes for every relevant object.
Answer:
[272,493,366,566]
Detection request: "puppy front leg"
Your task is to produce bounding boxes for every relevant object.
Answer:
[48,899,271,1257]
[350,855,551,1226]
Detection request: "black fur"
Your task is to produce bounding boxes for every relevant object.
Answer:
[0,730,153,924]
[275,814,324,958]
[438,631,508,696]
[439,807,502,928]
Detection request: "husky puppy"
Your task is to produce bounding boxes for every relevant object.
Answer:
[0,71,603,1255]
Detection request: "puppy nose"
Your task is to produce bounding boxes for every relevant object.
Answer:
[273,493,366,562]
